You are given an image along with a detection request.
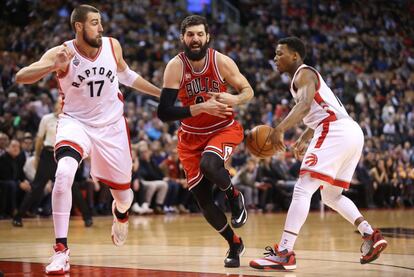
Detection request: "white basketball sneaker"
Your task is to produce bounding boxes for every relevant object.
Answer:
[111,200,129,246]
[45,243,70,274]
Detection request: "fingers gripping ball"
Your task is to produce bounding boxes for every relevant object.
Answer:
[245,125,276,159]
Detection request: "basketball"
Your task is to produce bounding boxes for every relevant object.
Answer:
[245,125,276,159]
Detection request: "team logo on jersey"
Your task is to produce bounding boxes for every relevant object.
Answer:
[304,153,318,167]
[73,55,80,67]
[185,73,192,81]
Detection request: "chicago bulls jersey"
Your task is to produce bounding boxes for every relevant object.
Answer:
[57,37,123,127]
[177,48,234,134]
[290,64,350,129]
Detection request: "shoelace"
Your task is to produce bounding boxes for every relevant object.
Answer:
[360,239,373,255]
[49,251,67,263]
[263,246,277,257]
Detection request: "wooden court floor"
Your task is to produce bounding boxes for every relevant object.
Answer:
[0,209,413,276]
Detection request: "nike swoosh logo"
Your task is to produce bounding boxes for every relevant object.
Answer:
[235,194,246,223]
[236,209,245,223]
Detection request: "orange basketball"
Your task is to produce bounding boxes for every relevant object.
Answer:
[245,125,276,159]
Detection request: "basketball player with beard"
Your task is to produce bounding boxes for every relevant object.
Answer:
[158,15,253,267]
[16,4,160,274]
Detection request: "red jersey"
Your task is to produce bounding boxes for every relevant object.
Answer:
[177,48,235,134]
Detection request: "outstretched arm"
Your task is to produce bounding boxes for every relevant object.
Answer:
[15,45,73,84]
[111,38,161,98]
[271,69,317,151]
[212,52,254,106]
[157,57,233,122]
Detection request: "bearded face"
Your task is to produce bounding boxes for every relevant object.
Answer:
[181,24,210,61]
[183,39,209,61]
[83,29,102,48]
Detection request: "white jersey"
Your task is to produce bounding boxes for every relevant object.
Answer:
[57,37,123,127]
[290,64,350,129]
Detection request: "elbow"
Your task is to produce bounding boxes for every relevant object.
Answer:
[15,70,30,84]
[249,88,254,100]
[15,72,24,84]
[157,106,168,122]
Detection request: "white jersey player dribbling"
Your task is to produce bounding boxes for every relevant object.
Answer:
[250,37,387,271]
[290,64,363,188]
[15,5,160,275]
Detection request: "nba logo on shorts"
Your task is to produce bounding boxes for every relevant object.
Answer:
[304,153,318,167]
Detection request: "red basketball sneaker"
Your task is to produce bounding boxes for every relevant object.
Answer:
[249,244,296,270]
[360,229,387,264]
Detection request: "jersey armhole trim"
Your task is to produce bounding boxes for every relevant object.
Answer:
[213,50,225,84]
[292,66,321,92]
[178,55,185,88]
[109,37,118,65]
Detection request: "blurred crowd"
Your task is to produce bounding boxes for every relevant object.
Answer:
[0,0,413,220]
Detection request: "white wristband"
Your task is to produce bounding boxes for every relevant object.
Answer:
[118,66,139,87]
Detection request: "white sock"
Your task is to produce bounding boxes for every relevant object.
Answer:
[357,220,374,236]
[278,231,297,252]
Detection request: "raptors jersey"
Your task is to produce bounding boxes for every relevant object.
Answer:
[57,37,123,127]
[290,64,350,129]
[177,48,234,134]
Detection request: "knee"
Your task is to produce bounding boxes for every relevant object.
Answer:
[200,154,221,176]
[54,169,74,194]
[292,184,312,200]
[321,191,338,207]
[191,189,211,209]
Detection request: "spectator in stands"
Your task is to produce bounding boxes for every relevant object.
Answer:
[231,158,259,210]
[137,144,168,214]
[0,140,26,218]
[160,149,191,213]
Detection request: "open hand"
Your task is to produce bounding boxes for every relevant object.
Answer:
[292,138,307,160]
[270,127,286,152]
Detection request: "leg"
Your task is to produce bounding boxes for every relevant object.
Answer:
[191,178,244,267]
[0,181,18,218]
[200,152,247,228]
[72,182,93,227]
[320,185,367,228]
[110,187,133,246]
[52,148,81,247]
[14,148,56,226]
[164,181,180,209]
[154,180,168,212]
[45,148,80,275]
[280,174,321,251]
[320,184,387,264]
[142,180,157,207]
[250,174,320,271]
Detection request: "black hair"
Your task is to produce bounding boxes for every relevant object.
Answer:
[180,15,209,35]
[277,37,306,60]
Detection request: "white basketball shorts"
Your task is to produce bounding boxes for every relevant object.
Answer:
[300,118,364,189]
[55,114,132,190]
